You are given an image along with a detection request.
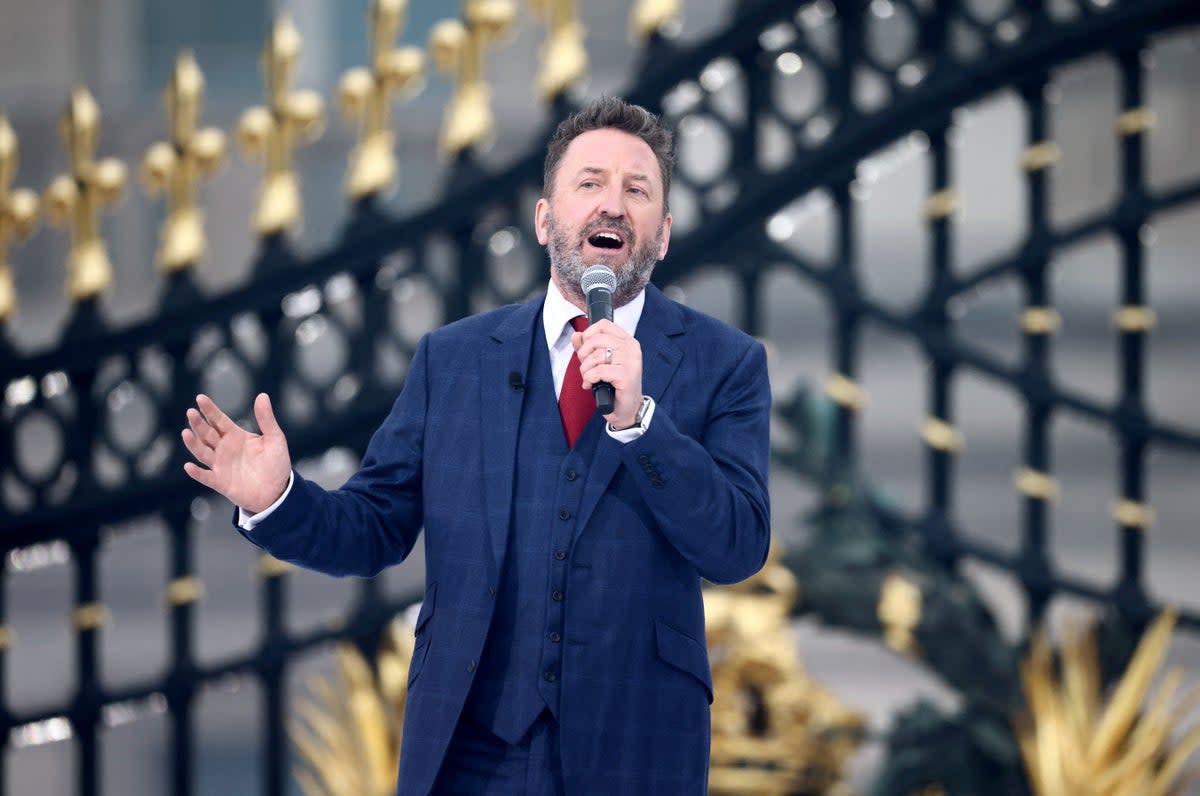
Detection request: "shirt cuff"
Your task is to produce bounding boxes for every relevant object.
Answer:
[236,471,295,530]
[606,397,656,443]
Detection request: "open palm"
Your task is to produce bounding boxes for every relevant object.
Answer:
[182,393,292,514]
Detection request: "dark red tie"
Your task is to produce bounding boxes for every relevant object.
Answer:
[559,316,593,447]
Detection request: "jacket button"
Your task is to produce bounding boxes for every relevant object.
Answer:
[638,454,650,464]
[548,631,561,643]
[467,660,477,673]
[558,508,571,520]
[552,590,564,602]
[544,671,557,682]
[553,549,566,561]
[565,469,577,481]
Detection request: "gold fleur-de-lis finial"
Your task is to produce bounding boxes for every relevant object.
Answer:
[339,0,426,199]
[527,0,587,103]
[141,52,227,272]
[428,0,517,156]
[630,0,682,41]
[238,16,325,236]
[0,117,40,323]
[43,88,128,302]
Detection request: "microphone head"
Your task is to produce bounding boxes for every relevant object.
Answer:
[580,264,617,297]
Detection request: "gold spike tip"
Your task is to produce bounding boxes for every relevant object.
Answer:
[65,86,101,138]
[371,0,408,59]
[0,116,19,184]
[429,20,468,75]
[631,0,682,41]
[270,15,303,64]
[468,0,518,40]
[173,51,204,97]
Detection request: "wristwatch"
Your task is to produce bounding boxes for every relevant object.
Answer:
[610,396,653,432]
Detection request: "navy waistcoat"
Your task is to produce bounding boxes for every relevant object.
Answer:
[465,325,600,745]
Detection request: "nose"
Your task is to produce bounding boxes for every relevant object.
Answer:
[597,183,624,218]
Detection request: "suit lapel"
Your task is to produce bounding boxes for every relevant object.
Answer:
[480,296,543,574]
[574,285,684,539]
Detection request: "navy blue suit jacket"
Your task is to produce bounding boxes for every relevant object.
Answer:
[241,284,772,794]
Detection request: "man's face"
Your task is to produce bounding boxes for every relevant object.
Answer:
[535,128,673,308]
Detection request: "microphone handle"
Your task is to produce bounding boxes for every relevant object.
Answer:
[586,287,615,415]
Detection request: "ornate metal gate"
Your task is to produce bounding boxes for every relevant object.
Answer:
[1,0,1197,793]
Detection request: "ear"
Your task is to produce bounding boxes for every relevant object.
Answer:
[657,212,673,261]
[534,197,550,245]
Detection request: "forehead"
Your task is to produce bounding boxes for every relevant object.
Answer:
[556,128,661,186]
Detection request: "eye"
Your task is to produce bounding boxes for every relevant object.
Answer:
[580,180,599,190]
[627,186,647,197]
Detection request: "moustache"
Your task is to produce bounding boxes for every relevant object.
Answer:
[579,219,635,246]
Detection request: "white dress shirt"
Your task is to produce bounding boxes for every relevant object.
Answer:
[240,280,656,529]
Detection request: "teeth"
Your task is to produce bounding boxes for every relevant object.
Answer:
[593,232,621,243]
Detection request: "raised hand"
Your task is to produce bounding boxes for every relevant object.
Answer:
[182,393,292,514]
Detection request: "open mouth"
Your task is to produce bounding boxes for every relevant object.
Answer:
[586,231,626,250]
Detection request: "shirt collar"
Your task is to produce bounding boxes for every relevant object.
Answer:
[543,278,645,349]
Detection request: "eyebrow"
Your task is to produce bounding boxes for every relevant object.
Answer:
[574,167,653,185]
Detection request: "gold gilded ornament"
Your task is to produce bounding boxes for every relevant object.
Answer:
[527,0,588,103]
[428,0,517,156]
[1016,610,1200,796]
[238,16,325,236]
[0,116,40,322]
[292,615,417,796]
[705,543,865,794]
[630,0,681,41]
[43,88,127,302]
[142,52,227,272]
[879,571,922,655]
[339,0,425,199]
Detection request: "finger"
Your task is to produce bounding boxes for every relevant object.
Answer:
[187,408,220,447]
[181,428,214,466]
[183,461,219,491]
[253,393,283,439]
[195,394,236,435]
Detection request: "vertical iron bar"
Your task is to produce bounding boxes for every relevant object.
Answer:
[1018,74,1056,627]
[1114,44,1150,614]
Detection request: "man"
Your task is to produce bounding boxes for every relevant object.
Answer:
[182,97,770,794]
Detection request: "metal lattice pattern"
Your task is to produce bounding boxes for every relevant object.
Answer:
[0,0,1198,794]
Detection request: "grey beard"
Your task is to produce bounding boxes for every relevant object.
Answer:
[546,213,662,308]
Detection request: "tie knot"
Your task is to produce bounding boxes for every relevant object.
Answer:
[569,316,588,333]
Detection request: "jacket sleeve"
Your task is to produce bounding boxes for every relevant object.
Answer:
[619,338,771,584]
[236,335,430,577]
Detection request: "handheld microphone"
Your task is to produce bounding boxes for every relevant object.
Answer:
[580,265,617,414]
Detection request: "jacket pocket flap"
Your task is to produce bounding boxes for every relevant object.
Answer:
[414,582,436,634]
[654,620,713,703]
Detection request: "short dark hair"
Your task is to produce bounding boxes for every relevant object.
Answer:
[543,96,674,211]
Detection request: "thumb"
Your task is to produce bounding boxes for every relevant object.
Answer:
[254,393,283,439]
